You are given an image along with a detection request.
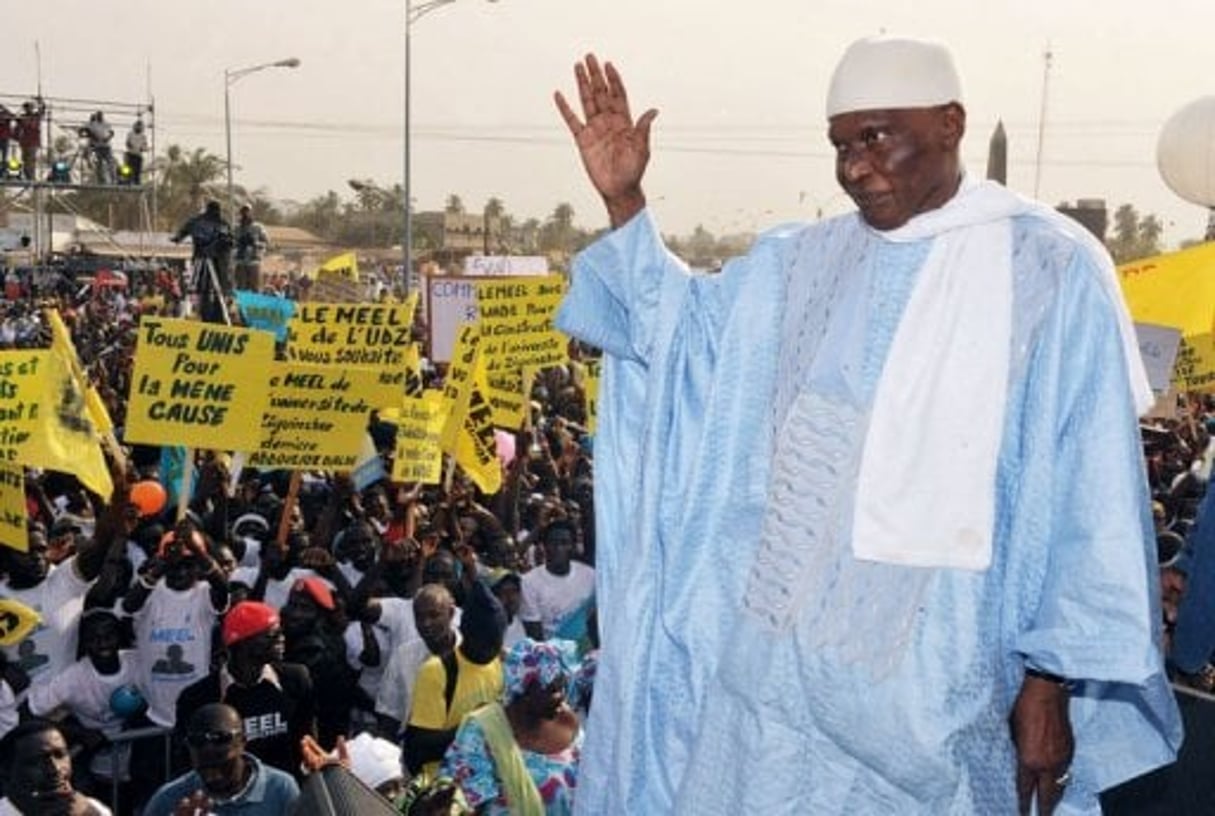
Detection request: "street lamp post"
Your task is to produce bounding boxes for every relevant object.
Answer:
[403,0,497,296]
[225,57,301,219]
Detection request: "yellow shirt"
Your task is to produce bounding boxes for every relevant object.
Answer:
[408,650,503,731]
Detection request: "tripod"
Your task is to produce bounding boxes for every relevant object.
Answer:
[187,255,233,325]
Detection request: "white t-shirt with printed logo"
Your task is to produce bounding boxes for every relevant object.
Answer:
[0,558,91,691]
[133,581,222,726]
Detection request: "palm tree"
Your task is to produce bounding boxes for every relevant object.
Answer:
[445,194,465,215]
[155,145,227,228]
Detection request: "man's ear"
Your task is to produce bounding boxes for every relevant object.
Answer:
[941,103,966,149]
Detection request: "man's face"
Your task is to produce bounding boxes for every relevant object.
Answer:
[8,728,76,814]
[235,624,286,667]
[414,595,455,654]
[7,531,50,584]
[544,530,575,574]
[828,105,963,231]
[187,729,246,798]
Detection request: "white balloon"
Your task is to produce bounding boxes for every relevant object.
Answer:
[1158,96,1215,208]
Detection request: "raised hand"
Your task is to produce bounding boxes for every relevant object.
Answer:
[555,54,658,228]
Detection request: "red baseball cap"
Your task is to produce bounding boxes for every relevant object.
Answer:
[222,601,280,647]
[293,576,336,611]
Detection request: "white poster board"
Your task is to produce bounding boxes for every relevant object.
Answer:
[426,275,484,364]
[462,255,549,277]
[1134,322,1183,393]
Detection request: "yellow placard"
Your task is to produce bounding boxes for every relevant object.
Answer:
[0,465,27,552]
[1119,242,1215,391]
[403,343,424,398]
[476,277,569,372]
[249,363,401,471]
[483,368,531,430]
[440,324,482,453]
[0,351,48,464]
[393,391,445,484]
[285,296,419,377]
[0,598,41,646]
[453,364,501,494]
[124,318,275,451]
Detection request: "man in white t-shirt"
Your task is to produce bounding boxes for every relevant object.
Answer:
[0,522,106,696]
[122,524,229,727]
[520,519,595,642]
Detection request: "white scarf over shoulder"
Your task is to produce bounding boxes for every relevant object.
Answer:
[852,178,1151,570]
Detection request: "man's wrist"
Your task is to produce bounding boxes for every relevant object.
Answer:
[604,189,647,229]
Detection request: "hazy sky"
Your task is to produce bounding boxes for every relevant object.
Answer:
[5,0,1214,245]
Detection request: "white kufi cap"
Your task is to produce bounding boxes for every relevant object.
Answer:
[346,732,403,792]
[826,36,962,118]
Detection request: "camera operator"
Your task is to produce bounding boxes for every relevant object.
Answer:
[233,205,270,292]
[81,111,115,184]
[171,201,234,324]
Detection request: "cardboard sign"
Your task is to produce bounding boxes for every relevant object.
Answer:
[426,276,482,364]
[393,392,445,484]
[285,297,418,377]
[125,318,275,451]
[1134,323,1184,393]
[0,352,48,464]
[249,363,399,470]
[475,277,569,372]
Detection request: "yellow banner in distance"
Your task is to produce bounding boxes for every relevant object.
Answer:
[125,318,275,451]
[249,363,401,471]
[476,277,569,373]
[1119,242,1215,391]
[318,251,359,281]
[393,391,445,484]
[0,465,27,552]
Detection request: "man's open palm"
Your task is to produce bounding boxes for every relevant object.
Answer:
[555,54,658,222]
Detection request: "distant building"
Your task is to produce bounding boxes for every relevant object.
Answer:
[414,211,504,260]
[1057,198,1108,242]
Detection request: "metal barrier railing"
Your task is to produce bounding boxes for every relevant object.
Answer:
[103,724,173,815]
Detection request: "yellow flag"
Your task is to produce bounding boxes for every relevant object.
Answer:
[24,334,114,500]
[0,598,42,646]
[318,251,359,281]
[46,310,115,435]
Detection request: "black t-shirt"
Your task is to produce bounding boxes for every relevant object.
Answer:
[174,661,315,779]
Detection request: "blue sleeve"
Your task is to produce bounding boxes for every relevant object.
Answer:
[1014,254,1161,684]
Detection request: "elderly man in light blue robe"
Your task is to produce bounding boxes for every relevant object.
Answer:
[553,38,1181,816]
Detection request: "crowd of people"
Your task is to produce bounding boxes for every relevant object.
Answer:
[2,32,1211,816]
[0,275,601,814]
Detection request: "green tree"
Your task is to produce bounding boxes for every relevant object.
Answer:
[1107,203,1164,263]
[154,145,228,229]
[445,194,465,215]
